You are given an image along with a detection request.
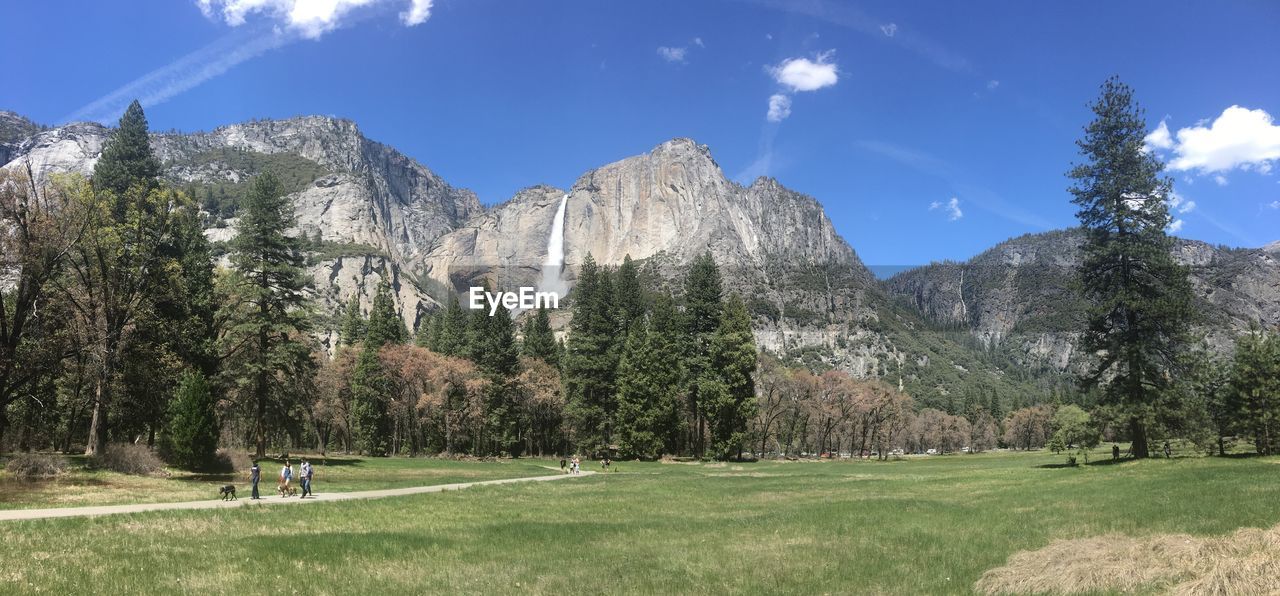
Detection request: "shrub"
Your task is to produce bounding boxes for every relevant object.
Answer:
[3,453,66,480]
[93,443,167,476]
[212,448,251,474]
[159,371,220,471]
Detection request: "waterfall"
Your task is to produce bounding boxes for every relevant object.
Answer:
[537,194,570,298]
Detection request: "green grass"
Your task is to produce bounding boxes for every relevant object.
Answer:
[2,450,1279,594]
[0,455,553,510]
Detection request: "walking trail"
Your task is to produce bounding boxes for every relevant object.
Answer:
[0,471,595,522]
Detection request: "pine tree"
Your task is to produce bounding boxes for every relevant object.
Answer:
[73,101,179,455]
[435,293,470,357]
[220,172,314,458]
[704,294,758,460]
[160,371,219,471]
[415,312,436,348]
[648,294,687,453]
[682,251,723,456]
[340,295,365,346]
[366,281,405,347]
[1068,77,1193,458]
[471,287,520,454]
[563,254,621,452]
[521,307,558,366]
[614,254,645,334]
[1231,329,1280,455]
[614,313,683,459]
[91,100,161,199]
[349,347,392,456]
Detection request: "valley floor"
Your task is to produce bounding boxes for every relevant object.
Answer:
[2,450,1279,594]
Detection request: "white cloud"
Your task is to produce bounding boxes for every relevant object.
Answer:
[879,23,897,37]
[1266,200,1280,210]
[1168,219,1185,233]
[986,80,1000,91]
[1214,174,1229,186]
[930,197,963,221]
[769,51,839,92]
[197,0,431,39]
[1158,106,1280,174]
[1144,119,1174,151]
[1167,191,1195,214]
[693,37,705,47]
[400,0,432,25]
[657,46,687,62]
[766,94,792,123]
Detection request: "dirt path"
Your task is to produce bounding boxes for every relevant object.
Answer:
[0,471,595,522]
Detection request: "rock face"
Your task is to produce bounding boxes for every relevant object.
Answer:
[884,229,1280,372]
[421,138,864,290]
[3,115,483,343]
[5,110,1278,409]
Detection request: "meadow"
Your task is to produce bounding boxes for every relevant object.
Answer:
[2,450,1279,594]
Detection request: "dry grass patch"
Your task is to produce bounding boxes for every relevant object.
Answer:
[975,523,1280,595]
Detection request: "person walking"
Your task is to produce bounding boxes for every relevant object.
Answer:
[1163,441,1172,459]
[560,457,567,474]
[1112,444,1120,461]
[299,459,312,498]
[250,461,261,499]
[280,461,293,497]
[305,459,315,497]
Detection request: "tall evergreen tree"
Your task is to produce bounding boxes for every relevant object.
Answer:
[682,251,723,456]
[1230,329,1280,455]
[614,254,645,334]
[220,172,314,458]
[435,293,470,357]
[703,294,758,460]
[521,307,558,367]
[365,281,405,347]
[415,311,437,348]
[471,286,520,454]
[614,313,683,459]
[563,254,620,452]
[91,100,161,199]
[1068,77,1193,458]
[160,371,219,471]
[349,347,392,456]
[73,101,179,455]
[339,295,365,346]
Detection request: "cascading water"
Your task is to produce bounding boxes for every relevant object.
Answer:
[537,193,570,298]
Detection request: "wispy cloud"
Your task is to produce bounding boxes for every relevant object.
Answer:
[766,94,792,123]
[64,0,436,124]
[657,46,687,63]
[745,0,973,74]
[858,139,1055,229]
[929,197,963,221]
[64,27,288,124]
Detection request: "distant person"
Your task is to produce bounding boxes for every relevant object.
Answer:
[1112,445,1120,461]
[250,461,261,499]
[306,459,315,496]
[560,457,567,474]
[1163,441,1172,459]
[300,459,312,498]
[280,461,293,497]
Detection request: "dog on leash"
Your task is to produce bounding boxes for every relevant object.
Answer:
[218,485,237,501]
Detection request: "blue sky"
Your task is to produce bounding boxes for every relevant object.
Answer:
[3,0,1278,267]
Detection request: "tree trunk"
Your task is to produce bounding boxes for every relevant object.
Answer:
[1129,418,1149,458]
[85,360,114,456]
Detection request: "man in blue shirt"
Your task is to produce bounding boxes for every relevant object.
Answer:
[300,459,312,498]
